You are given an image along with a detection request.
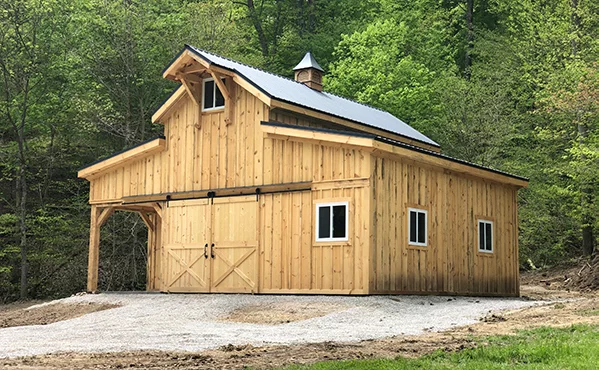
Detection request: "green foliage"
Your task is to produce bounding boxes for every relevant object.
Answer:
[281,325,599,369]
[0,0,598,301]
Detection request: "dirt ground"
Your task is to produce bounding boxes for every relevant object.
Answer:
[222,301,348,324]
[0,301,119,329]
[1,263,598,369]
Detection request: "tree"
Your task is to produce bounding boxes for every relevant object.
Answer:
[0,0,73,299]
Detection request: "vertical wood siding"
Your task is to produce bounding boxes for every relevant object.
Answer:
[89,84,268,202]
[259,136,371,293]
[370,155,520,296]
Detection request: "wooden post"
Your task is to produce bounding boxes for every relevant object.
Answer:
[87,205,100,293]
[146,213,155,290]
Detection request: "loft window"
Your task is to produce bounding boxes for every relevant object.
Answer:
[202,77,225,111]
[408,208,427,246]
[478,220,493,253]
[316,202,348,242]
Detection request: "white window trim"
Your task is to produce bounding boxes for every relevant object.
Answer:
[201,77,225,112]
[315,201,349,242]
[478,219,494,253]
[408,208,428,247]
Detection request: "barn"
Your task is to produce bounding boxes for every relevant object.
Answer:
[78,45,528,296]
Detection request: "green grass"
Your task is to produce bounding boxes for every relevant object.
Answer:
[281,325,599,370]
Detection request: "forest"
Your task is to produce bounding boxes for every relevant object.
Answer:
[0,0,597,302]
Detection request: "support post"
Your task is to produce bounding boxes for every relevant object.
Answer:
[87,205,101,293]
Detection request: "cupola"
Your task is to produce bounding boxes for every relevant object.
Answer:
[293,52,324,91]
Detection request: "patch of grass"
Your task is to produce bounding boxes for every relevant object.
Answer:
[552,303,565,309]
[281,325,599,369]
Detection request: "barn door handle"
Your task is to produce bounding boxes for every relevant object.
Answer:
[211,243,215,259]
[204,244,208,259]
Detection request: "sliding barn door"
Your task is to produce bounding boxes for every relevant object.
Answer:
[210,196,259,293]
[163,199,211,292]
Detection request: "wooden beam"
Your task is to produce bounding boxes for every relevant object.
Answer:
[78,138,166,179]
[139,211,155,232]
[312,177,370,190]
[152,203,163,219]
[162,51,194,79]
[179,65,205,74]
[152,85,186,123]
[177,73,202,84]
[87,206,100,293]
[232,75,271,106]
[122,182,312,204]
[186,52,235,77]
[209,70,230,100]
[270,99,441,153]
[262,124,375,149]
[97,207,115,227]
[181,78,200,106]
[89,199,123,206]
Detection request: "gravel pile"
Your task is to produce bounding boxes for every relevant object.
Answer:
[0,293,540,358]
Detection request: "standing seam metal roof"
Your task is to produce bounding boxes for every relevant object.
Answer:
[183,45,439,148]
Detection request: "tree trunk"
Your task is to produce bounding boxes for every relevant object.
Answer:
[464,0,474,80]
[18,164,28,299]
[247,0,269,58]
[571,0,595,256]
[16,81,30,300]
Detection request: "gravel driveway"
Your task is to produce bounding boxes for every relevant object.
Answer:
[0,293,540,358]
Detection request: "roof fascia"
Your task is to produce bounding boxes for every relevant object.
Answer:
[151,85,186,123]
[78,138,166,180]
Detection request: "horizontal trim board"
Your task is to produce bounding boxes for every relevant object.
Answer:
[78,137,166,179]
[258,289,366,295]
[370,290,520,297]
[122,182,313,204]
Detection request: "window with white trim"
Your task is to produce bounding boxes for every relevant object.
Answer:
[478,220,493,253]
[202,77,225,111]
[315,202,348,242]
[408,208,427,246]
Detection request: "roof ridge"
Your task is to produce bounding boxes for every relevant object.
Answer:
[186,45,318,90]
[188,46,401,123]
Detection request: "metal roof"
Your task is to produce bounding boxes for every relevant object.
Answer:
[184,45,439,148]
[293,52,324,72]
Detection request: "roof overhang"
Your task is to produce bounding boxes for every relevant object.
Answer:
[261,122,528,188]
[78,137,166,180]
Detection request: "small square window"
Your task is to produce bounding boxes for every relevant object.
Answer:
[408,208,427,246]
[202,78,225,111]
[478,220,493,253]
[315,202,348,242]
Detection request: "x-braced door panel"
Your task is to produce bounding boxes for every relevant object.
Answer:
[163,199,211,292]
[162,196,258,293]
[211,196,258,293]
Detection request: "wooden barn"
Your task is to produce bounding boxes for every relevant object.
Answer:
[78,45,528,296]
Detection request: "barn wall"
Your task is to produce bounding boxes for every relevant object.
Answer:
[370,155,519,296]
[263,135,371,184]
[89,84,269,203]
[259,136,371,293]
